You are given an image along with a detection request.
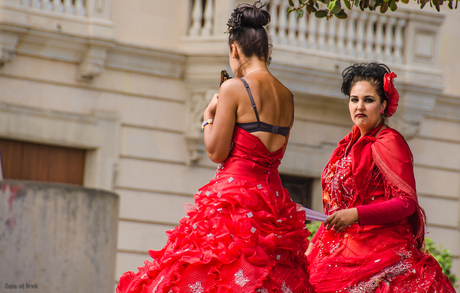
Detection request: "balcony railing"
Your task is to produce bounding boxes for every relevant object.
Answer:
[267,0,407,64]
[185,0,443,69]
[20,0,87,17]
[21,0,86,16]
[0,0,115,79]
[189,0,215,37]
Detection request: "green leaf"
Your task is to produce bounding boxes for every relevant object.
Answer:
[389,0,397,11]
[332,0,342,13]
[380,1,389,11]
[343,0,352,9]
[334,9,348,18]
[383,0,390,3]
[369,0,377,7]
[289,0,295,6]
[296,9,305,17]
[401,0,409,4]
[315,10,328,17]
[328,0,337,10]
[308,4,318,12]
[300,0,308,4]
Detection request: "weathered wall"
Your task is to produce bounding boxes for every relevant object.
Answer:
[0,181,119,293]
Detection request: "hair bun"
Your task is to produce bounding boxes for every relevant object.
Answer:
[239,1,270,28]
[227,1,270,34]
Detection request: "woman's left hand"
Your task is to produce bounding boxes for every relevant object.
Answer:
[204,93,219,120]
[324,208,358,233]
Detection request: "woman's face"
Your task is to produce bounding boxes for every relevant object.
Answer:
[348,81,387,136]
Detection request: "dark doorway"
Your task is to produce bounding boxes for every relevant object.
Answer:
[0,139,86,185]
[280,174,313,208]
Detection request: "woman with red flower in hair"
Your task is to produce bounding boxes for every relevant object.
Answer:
[306,63,455,292]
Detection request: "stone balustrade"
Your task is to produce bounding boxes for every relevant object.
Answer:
[184,0,443,69]
[0,0,115,79]
[267,1,407,65]
[21,0,87,17]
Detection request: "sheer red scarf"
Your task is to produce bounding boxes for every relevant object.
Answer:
[323,124,426,248]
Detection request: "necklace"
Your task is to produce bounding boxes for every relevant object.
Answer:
[245,68,267,77]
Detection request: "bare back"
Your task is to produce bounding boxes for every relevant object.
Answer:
[235,72,294,152]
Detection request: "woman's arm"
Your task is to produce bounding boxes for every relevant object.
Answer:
[357,195,416,226]
[203,79,240,163]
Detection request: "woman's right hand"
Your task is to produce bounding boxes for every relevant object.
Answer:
[324,208,358,233]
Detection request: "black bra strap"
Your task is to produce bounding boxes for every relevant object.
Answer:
[289,93,294,128]
[239,78,260,123]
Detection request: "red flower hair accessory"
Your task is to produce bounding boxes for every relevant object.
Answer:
[383,72,399,117]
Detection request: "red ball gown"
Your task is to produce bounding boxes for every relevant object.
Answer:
[308,125,456,293]
[117,126,313,293]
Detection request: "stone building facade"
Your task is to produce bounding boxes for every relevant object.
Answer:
[0,0,458,290]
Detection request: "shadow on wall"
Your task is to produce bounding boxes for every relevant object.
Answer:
[0,180,119,293]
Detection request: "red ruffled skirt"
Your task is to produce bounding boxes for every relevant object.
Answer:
[308,221,455,293]
[117,157,313,292]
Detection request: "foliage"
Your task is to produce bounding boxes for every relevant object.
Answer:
[306,222,458,287]
[306,221,321,241]
[287,0,458,20]
[424,238,458,286]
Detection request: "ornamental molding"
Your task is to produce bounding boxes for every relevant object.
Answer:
[105,43,186,79]
[427,93,460,123]
[0,1,115,80]
[78,45,109,80]
[184,90,214,165]
[0,26,27,67]
[183,55,228,165]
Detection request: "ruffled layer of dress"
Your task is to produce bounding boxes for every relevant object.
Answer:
[308,222,455,293]
[117,127,313,293]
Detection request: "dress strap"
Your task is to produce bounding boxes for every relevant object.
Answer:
[239,78,260,123]
[289,93,294,128]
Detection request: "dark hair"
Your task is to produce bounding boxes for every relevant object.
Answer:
[341,62,391,104]
[226,1,271,64]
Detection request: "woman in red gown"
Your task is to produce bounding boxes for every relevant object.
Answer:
[116,2,312,292]
[306,63,455,293]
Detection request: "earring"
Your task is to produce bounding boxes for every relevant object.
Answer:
[381,110,384,114]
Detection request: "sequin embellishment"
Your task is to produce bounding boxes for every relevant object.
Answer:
[188,281,204,293]
[234,269,250,287]
[281,281,293,293]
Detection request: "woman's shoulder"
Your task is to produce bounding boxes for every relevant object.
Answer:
[377,126,408,146]
[373,126,413,160]
[218,78,249,101]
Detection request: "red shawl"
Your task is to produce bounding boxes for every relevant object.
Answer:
[324,124,426,248]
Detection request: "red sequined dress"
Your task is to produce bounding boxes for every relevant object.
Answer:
[308,125,455,293]
[117,126,313,293]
